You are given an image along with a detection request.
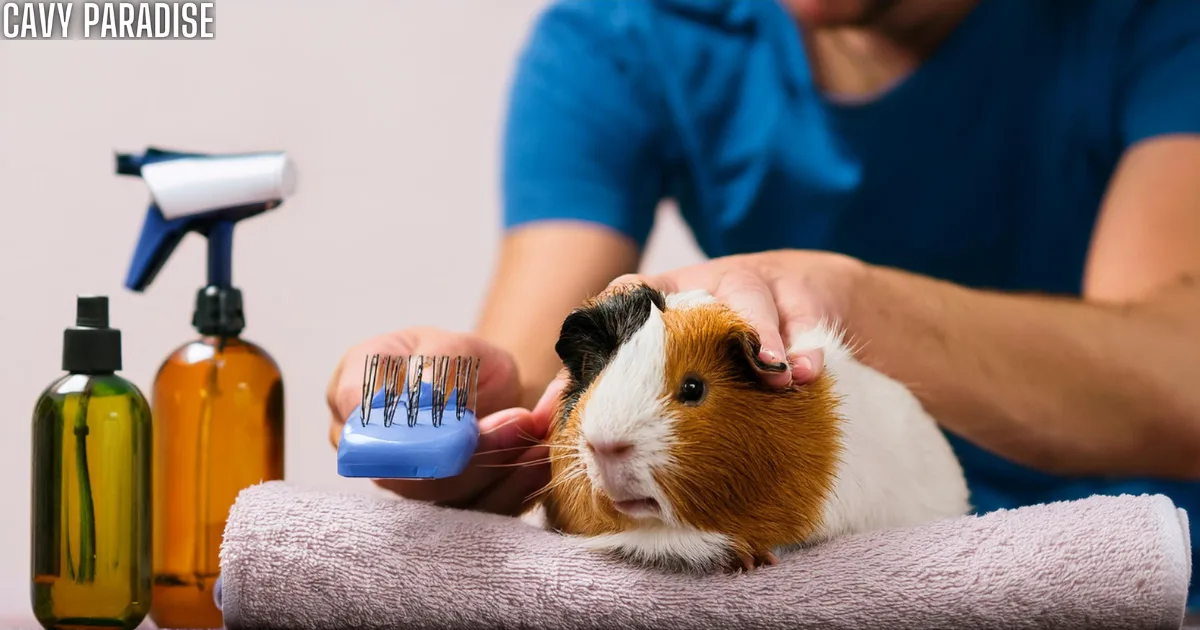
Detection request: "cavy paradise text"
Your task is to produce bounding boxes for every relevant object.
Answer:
[2,2,214,39]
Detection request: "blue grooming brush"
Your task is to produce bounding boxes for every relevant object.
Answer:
[337,354,481,479]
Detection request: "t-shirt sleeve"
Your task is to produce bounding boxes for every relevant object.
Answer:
[500,0,667,247]
[1116,0,1200,147]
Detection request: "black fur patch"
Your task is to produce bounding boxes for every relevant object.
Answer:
[554,283,666,426]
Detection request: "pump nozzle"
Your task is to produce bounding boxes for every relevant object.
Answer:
[118,147,296,292]
[63,295,122,374]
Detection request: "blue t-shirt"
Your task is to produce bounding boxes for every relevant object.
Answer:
[502,0,1200,604]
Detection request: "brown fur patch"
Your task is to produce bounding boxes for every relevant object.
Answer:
[541,385,631,536]
[539,290,844,567]
[657,303,843,560]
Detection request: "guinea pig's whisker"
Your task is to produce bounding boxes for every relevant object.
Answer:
[477,419,521,436]
[471,444,549,458]
[545,467,588,491]
[476,417,545,441]
[544,459,586,482]
[543,452,583,463]
[549,453,586,473]
[476,453,574,469]
[545,443,583,456]
[842,330,871,357]
[515,428,548,446]
[524,464,588,502]
[526,477,570,502]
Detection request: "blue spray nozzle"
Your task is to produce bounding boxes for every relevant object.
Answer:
[117,147,296,292]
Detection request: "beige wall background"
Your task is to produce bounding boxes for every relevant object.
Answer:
[0,1,706,617]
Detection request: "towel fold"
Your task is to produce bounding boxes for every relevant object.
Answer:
[217,481,1192,630]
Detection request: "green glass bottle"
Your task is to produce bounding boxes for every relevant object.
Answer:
[30,296,152,629]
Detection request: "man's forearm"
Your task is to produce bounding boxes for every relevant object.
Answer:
[845,264,1200,479]
[475,224,642,409]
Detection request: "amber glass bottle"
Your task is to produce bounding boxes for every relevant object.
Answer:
[148,286,284,629]
[31,296,153,630]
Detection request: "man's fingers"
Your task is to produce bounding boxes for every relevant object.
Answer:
[779,318,827,385]
[395,327,521,416]
[372,407,540,506]
[328,415,343,449]
[325,328,541,512]
[448,407,549,513]
[328,328,521,446]
[617,267,794,388]
[328,334,417,437]
[713,270,791,387]
[471,443,552,516]
[464,379,560,515]
[607,272,677,295]
[787,347,825,384]
[533,373,568,420]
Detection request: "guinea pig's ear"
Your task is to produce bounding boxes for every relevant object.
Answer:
[726,319,791,380]
[555,282,666,387]
[555,309,612,386]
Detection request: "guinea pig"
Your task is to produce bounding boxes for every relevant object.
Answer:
[521,281,971,573]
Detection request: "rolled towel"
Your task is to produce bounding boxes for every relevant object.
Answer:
[217,481,1192,630]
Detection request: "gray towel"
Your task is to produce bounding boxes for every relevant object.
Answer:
[216,481,1192,630]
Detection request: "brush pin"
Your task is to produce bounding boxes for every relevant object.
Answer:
[356,353,480,429]
[340,353,483,480]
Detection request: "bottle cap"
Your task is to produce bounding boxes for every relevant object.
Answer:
[63,295,123,373]
[192,285,245,336]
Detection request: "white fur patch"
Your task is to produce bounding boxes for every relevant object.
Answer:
[786,317,854,363]
[580,525,732,572]
[523,486,732,570]
[790,320,972,541]
[578,303,679,522]
[519,503,548,529]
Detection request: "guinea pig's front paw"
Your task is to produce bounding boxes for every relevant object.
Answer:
[724,545,780,574]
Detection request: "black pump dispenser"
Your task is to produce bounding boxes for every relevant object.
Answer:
[62,295,122,374]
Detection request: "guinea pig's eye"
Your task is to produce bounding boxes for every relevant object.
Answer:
[678,375,707,406]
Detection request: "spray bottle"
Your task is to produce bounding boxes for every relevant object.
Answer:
[117,147,296,628]
[30,296,153,630]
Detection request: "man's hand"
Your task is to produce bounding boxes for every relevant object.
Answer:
[608,251,867,388]
[326,327,558,516]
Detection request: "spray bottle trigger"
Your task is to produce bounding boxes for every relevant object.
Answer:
[124,204,188,293]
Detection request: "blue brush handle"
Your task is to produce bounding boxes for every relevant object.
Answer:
[336,380,479,479]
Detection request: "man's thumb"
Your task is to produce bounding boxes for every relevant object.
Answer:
[531,374,568,427]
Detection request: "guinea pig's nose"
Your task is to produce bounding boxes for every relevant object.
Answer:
[585,439,635,460]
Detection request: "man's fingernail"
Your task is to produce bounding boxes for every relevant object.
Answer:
[756,349,789,372]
